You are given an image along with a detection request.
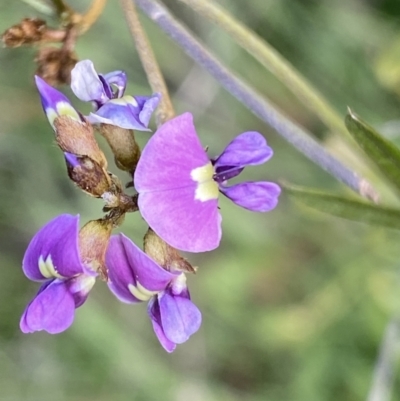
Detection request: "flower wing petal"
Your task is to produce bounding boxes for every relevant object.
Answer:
[106,234,176,303]
[148,298,176,352]
[88,101,149,130]
[214,131,273,168]
[20,280,75,334]
[23,214,84,281]
[220,181,281,212]
[158,291,202,344]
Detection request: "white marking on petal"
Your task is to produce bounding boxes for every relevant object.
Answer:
[38,255,65,279]
[109,96,138,107]
[171,273,187,295]
[128,281,159,301]
[191,162,219,202]
[45,108,58,129]
[56,102,81,121]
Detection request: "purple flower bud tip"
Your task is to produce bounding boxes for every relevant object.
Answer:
[35,75,81,128]
[64,152,79,167]
[134,112,281,253]
[20,214,96,334]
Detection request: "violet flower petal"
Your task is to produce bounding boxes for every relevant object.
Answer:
[135,112,221,252]
[35,76,81,128]
[135,94,161,127]
[23,214,84,281]
[219,181,281,212]
[138,187,221,252]
[106,234,177,303]
[20,280,76,334]
[214,131,273,169]
[70,60,109,104]
[87,95,159,130]
[158,291,202,344]
[102,70,127,98]
[66,274,96,308]
[148,297,176,352]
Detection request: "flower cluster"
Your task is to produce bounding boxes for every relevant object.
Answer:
[21,60,280,352]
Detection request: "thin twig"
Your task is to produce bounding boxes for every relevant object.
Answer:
[176,0,349,140]
[367,315,400,401]
[134,0,378,200]
[76,0,108,33]
[120,0,175,125]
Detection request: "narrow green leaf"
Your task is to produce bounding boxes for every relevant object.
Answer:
[285,183,400,230]
[345,109,400,192]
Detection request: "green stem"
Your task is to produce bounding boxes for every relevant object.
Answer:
[177,0,349,139]
[135,0,379,201]
[120,0,175,125]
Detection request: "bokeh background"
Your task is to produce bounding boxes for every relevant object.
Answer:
[2,0,400,400]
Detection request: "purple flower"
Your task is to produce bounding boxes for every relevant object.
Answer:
[106,234,201,352]
[35,75,82,129]
[70,60,160,130]
[20,214,96,334]
[134,112,281,253]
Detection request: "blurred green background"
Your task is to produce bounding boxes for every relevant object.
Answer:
[2,0,400,400]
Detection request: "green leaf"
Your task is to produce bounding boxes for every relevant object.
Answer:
[345,108,400,193]
[285,183,400,230]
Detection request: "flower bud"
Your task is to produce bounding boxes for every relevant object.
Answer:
[79,218,113,279]
[65,153,112,197]
[100,124,141,173]
[54,115,108,168]
[143,228,196,273]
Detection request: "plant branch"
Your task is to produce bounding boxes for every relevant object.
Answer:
[176,0,349,140]
[120,0,175,125]
[134,0,378,200]
[76,0,108,33]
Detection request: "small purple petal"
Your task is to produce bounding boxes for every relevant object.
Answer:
[219,181,281,212]
[158,290,202,344]
[23,214,84,281]
[70,60,109,104]
[20,280,76,334]
[135,94,161,127]
[87,98,152,130]
[148,298,176,352]
[214,132,273,169]
[64,152,79,168]
[102,70,127,98]
[106,234,177,303]
[35,76,80,126]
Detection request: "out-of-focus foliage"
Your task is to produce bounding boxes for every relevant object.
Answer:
[1,0,400,400]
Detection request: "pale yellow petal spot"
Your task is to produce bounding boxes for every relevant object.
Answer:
[45,108,58,129]
[191,162,219,202]
[109,96,138,107]
[56,102,81,121]
[128,281,159,301]
[38,255,65,279]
